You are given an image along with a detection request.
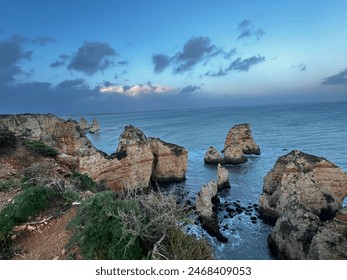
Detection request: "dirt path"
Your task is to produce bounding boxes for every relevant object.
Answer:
[12,207,78,260]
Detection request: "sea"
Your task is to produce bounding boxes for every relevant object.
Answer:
[66,101,347,260]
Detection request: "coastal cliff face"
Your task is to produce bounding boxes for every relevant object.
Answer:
[260,150,347,259]
[0,115,188,192]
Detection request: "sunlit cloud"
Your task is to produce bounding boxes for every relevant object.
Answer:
[100,83,175,96]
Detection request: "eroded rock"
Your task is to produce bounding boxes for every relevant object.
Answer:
[204,146,224,164]
[217,164,230,190]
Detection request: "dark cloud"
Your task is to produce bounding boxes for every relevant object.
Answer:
[174,37,218,73]
[205,55,265,77]
[11,33,28,43]
[50,54,70,68]
[237,19,265,40]
[292,63,307,71]
[180,85,200,94]
[322,68,347,85]
[152,36,220,74]
[152,54,171,73]
[227,55,265,72]
[55,79,87,89]
[0,37,33,83]
[223,48,237,59]
[67,42,117,75]
[117,60,129,66]
[34,36,55,45]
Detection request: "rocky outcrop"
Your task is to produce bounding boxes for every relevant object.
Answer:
[0,115,188,192]
[224,123,260,155]
[204,123,260,165]
[260,150,347,259]
[259,150,347,221]
[78,118,90,132]
[77,117,100,134]
[217,164,230,190]
[89,118,100,134]
[196,181,227,243]
[204,146,224,164]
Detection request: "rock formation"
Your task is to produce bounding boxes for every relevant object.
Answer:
[78,118,90,133]
[196,181,227,242]
[204,146,224,164]
[0,115,188,192]
[217,164,230,190]
[204,123,260,165]
[224,123,260,155]
[260,150,347,259]
[89,118,100,134]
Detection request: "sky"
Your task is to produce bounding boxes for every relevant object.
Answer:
[0,0,347,114]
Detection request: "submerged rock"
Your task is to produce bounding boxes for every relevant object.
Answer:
[260,150,347,259]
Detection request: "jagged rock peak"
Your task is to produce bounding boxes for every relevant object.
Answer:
[78,117,90,132]
[116,125,147,152]
[89,118,100,134]
[217,163,230,190]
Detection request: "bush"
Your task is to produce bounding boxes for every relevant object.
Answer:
[159,227,213,260]
[0,186,58,240]
[67,191,144,260]
[0,180,19,192]
[71,172,96,192]
[67,190,213,260]
[0,129,16,148]
[25,140,59,157]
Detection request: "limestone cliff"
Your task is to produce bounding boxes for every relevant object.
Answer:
[0,115,188,192]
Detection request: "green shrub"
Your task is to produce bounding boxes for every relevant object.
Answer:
[67,191,144,260]
[72,172,96,192]
[0,186,58,240]
[63,189,81,204]
[159,227,213,260]
[25,140,59,157]
[0,180,19,192]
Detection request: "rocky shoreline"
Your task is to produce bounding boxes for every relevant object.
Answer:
[1,113,347,259]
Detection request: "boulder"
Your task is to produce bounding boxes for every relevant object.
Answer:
[224,123,260,155]
[260,150,347,259]
[204,146,224,164]
[217,164,230,190]
[196,181,227,243]
[89,118,100,134]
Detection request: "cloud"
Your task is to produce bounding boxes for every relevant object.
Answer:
[237,19,265,40]
[34,36,55,45]
[0,37,33,83]
[179,85,200,94]
[205,55,265,77]
[100,82,174,96]
[67,41,117,75]
[152,36,220,74]
[55,79,87,89]
[292,63,307,71]
[322,68,347,85]
[50,54,70,68]
[227,55,265,72]
[152,54,171,73]
[117,60,129,66]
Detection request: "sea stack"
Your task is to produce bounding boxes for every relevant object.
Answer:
[217,163,230,190]
[204,146,224,164]
[259,150,347,259]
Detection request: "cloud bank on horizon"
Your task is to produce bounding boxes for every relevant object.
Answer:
[0,0,347,114]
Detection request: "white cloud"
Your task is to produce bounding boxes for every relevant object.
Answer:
[100,84,174,96]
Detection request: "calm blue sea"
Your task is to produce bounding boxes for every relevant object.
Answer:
[68,101,347,260]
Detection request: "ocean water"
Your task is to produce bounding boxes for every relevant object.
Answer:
[70,101,347,260]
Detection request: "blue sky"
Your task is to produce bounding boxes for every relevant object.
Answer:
[0,0,347,114]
